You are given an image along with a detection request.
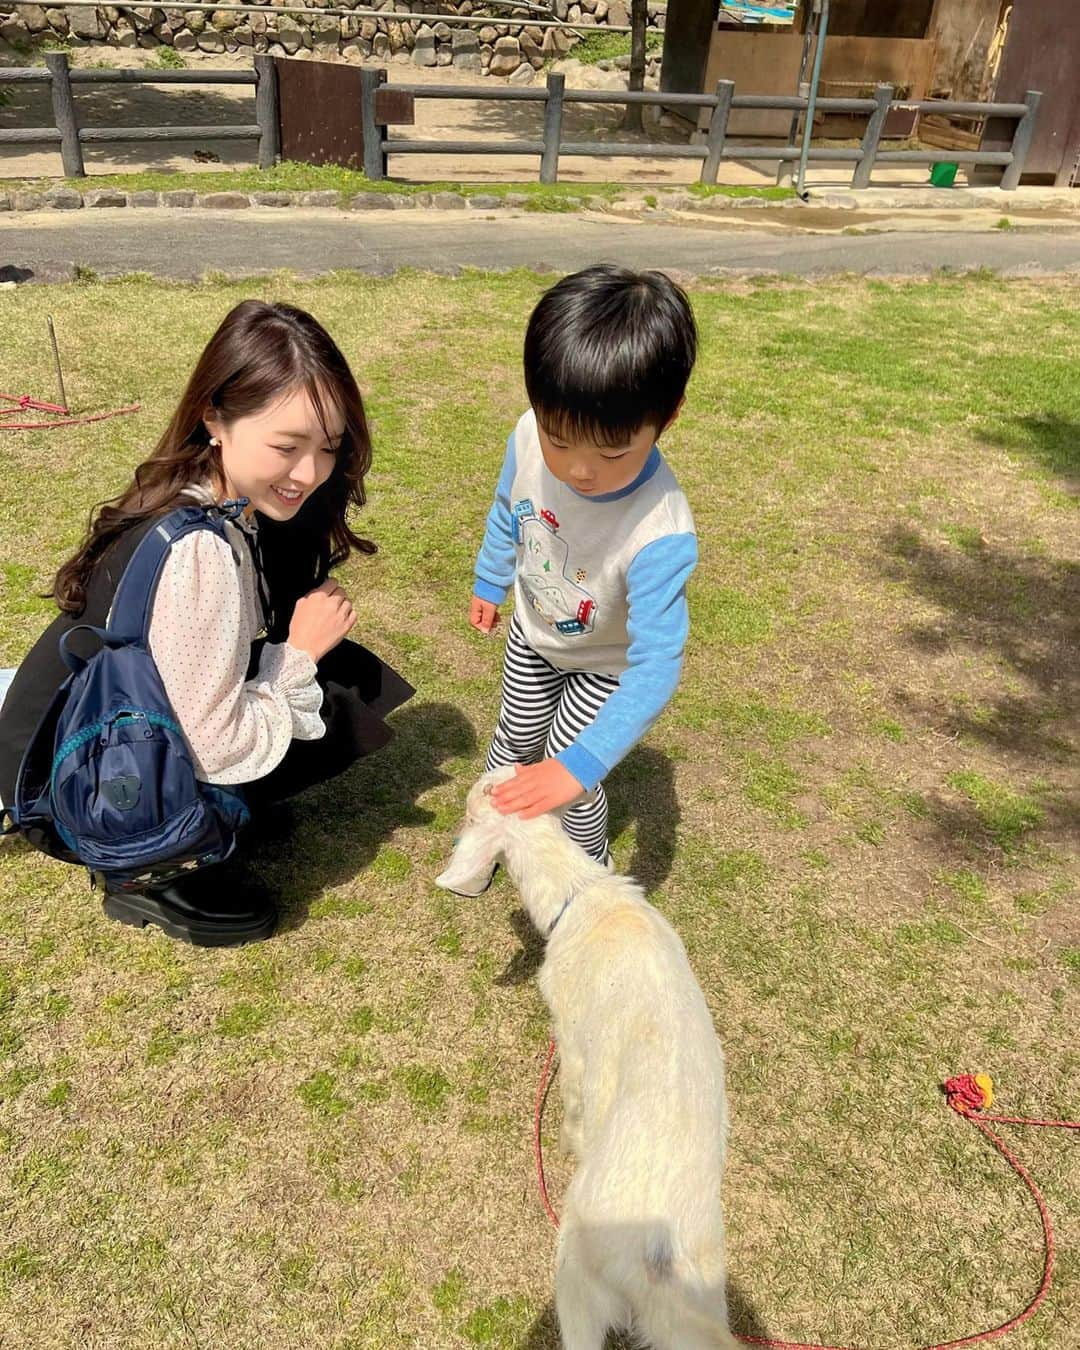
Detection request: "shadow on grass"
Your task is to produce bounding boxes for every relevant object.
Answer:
[879,518,1080,765]
[608,745,680,894]
[879,409,1080,847]
[884,408,1080,756]
[980,412,1080,488]
[518,1277,770,1347]
[496,745,680,987]
[256,699,476,930]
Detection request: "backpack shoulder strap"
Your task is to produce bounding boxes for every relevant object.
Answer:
[105,501,246,649]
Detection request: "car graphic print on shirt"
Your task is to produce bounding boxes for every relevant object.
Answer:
[511,498,597,635]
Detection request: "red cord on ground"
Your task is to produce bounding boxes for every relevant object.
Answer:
[0,391,140,431]
[534,1038,561,1230]
[533,1052,1076,1349]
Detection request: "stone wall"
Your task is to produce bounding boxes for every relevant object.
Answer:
[0,2,665,81]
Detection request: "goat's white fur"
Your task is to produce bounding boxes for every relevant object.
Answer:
[437,768,736,1350]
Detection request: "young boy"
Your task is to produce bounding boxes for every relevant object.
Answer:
[446,264,698,891]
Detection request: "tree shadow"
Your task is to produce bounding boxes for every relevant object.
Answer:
[496,745,680,987]
[980,412,1080,489]
[878,523,1080,764]
[461,94,688,147]
[242,700,476,931]
[383,70,695,185]
[877,404,1080,846]
[1,51,700,182]
[881,413,1080,733]
[517,1276,769,1347]
[397,89,694,184]
[0,75,258,172]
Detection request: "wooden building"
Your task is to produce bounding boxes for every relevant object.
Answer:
[660,0,1079,184]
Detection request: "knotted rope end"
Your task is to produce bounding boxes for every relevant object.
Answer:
[945,1072,995,1115]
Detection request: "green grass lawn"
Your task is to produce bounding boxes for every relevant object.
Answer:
[1,272,1078,1349]
[3,164,627,207]
[1,162,794,206]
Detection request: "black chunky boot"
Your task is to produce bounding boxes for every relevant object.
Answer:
[99,866,278,947]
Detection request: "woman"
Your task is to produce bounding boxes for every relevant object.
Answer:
[0,300,412,946]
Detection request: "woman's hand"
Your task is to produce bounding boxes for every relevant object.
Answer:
[491,760,585,819]
[288,580,355,663]
[470,596,500,635]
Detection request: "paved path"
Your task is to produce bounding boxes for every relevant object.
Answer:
[3,209,1080,282]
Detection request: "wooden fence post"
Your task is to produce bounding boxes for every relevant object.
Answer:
[253,54,279,170]
[1000,89,1041,191]
[541,72,564,185]
[699,79,733,185]
[45,51,84,177]
[852,83,892,189]
[361,67,388,180]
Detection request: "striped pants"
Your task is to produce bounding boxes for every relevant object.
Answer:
[485,616,619,861]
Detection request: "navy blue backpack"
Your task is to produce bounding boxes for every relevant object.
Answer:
[10,504,251,890]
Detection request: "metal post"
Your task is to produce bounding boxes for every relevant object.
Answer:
[253,54,279,170]
[699,79,734,185]
[851,83,892,189]
[541,71,564,184]
[47,317,69,414]
[779,0,817,186]
[1000,89,1041,191]
[795,0,828,198]
[45,52,84,177]
[361,67,388,181]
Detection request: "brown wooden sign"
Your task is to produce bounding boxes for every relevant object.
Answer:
[275,57,365,169]
[375,88,415,127]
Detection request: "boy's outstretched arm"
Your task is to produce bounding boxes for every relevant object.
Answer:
[470,433,518,634]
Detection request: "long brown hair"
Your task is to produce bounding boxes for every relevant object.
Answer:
[52,300,375,634]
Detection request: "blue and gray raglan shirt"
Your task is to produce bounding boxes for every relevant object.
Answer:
[473,408,698,793]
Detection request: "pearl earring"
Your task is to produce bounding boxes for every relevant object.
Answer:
[209,436,220,448]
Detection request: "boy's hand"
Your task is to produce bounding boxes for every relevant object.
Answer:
[492,760,585,819]
[469,596,500,635]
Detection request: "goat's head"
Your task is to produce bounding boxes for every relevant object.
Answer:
[434,765,521,894]
[436,767,611,936]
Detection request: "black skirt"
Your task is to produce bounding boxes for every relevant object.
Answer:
[243,637,415,807]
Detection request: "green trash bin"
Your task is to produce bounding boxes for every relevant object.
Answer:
[929,162,958,187]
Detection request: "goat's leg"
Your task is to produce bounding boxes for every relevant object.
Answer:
[555,1226,625,1350]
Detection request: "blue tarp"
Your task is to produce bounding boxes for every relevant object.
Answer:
[720,1,796,20]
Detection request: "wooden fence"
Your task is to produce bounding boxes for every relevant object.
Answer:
[361,72,1043,191]
[0,52,278,176]
[0,52,1042,192]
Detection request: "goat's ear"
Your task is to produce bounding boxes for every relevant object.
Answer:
[435,818,503,894]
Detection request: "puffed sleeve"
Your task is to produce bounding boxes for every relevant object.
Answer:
[148,531,324,785]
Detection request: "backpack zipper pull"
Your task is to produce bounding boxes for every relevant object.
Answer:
[101,710,147,743]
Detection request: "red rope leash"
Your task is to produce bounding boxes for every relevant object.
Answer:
[533,1054,1075,1349]
[0,392,140,431]
[0,392,68,415]
[944,1074,1080,1133]
[534,1038,561,1229]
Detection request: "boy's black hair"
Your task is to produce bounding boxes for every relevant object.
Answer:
[523,263,697,448]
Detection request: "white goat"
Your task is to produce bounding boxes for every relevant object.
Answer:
[437,767,736,1350]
